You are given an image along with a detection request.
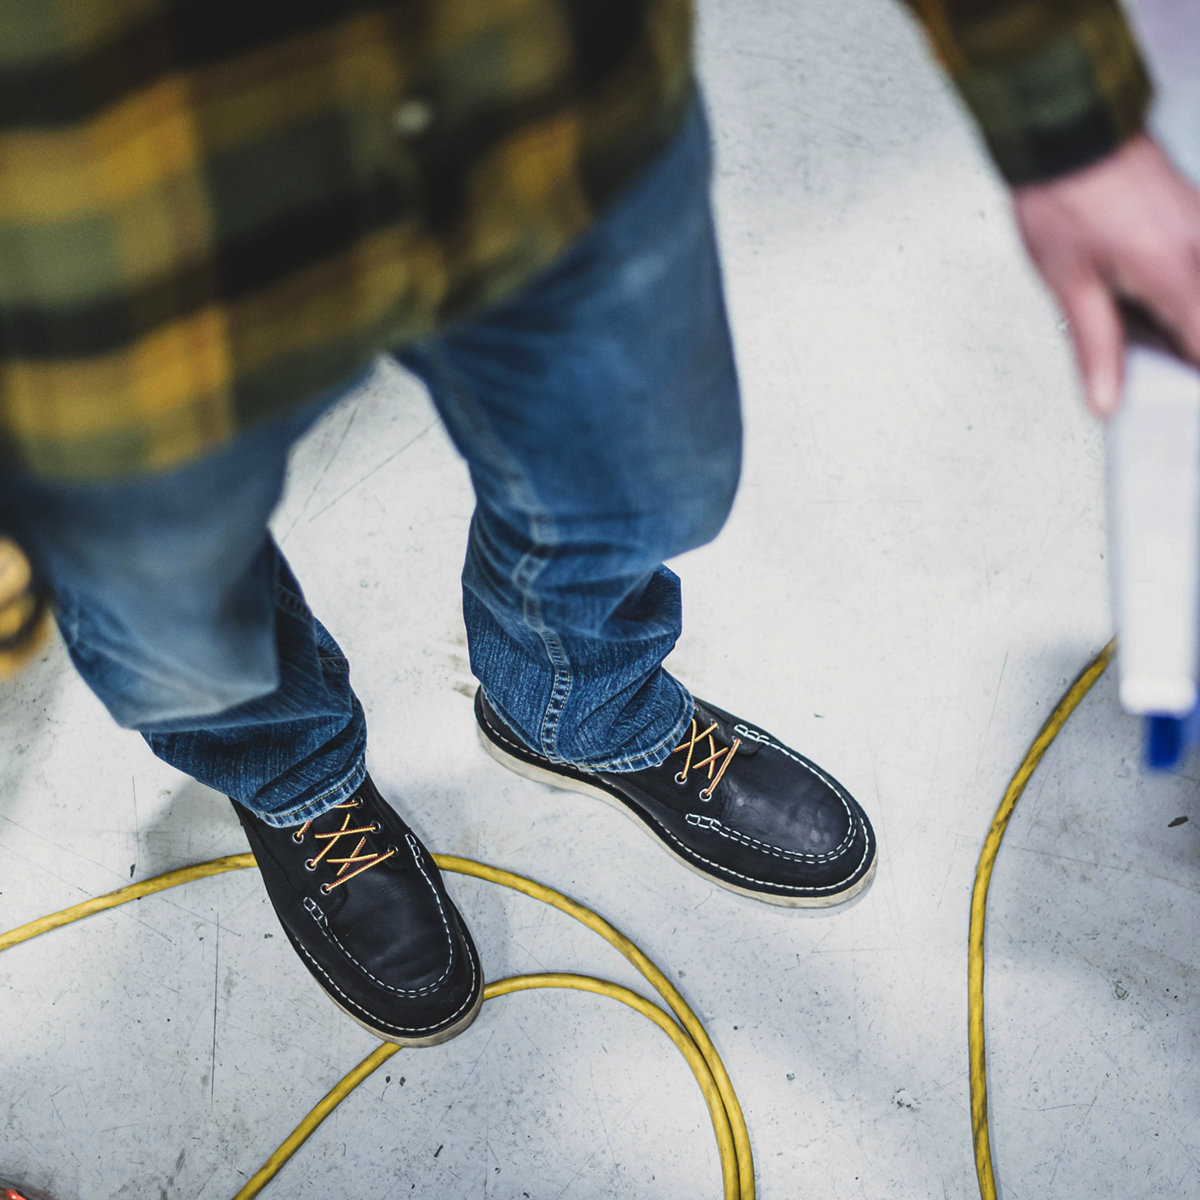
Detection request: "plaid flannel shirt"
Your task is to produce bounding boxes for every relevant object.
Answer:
[0,0,1150,485]
[0,0,1153,671]
[904,0,1151,184]
[0,0,696,483]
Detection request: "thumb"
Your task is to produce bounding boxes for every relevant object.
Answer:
[1059,278,1125,419]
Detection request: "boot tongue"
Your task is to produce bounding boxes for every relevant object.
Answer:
[693,700,762,757]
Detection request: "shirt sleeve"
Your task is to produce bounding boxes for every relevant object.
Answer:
[901,0,1153,185]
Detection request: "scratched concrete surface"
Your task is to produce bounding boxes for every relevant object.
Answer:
[3,2,1198,1198]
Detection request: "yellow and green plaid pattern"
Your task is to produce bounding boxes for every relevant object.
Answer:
[0,0,694,480]
[0,0,1149,484]
[904,0,1151,184]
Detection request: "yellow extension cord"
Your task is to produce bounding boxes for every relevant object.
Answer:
[0,638,1117,1200]
[968,637,1115,1200]
[1,854,754,1200]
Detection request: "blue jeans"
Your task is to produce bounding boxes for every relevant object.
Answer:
[0,99,742,827]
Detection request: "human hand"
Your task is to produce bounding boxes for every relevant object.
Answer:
[1011,134,1200,420]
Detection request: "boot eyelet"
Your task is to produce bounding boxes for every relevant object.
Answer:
[698,787,713,802]
[304,858,318,871]
[371,822,382,834]
[674,772,688,785]
[319,882,333,895]
[291,831,305,844]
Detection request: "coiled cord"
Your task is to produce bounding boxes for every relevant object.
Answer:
[968,637,1115,1200]
[1,638,1119,1200]
[1,853,754,1199]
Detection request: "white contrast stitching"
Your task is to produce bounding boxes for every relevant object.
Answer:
[482,698,874,894]
[304,833,455,996]
[293,932,478,1036]
[731,720,855,827]
[664,810,873,894]
[684,812,854,863]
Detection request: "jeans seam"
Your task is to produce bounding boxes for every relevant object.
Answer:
[426,348,576,763]
[276,580,311,618]
[510,510,574,761]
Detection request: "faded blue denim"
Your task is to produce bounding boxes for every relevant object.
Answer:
[0,97,742,826]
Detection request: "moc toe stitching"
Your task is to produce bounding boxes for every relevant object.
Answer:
[476,689,875,897]
[293,921,479,1037]
[684,812,856,864]
[731,720,857,837]
[653,809,872,894]
[303,833,456,997]
[234,777,482,1042]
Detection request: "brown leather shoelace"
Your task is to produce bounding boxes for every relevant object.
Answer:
[292,800,397,893]
[672,716,741,801]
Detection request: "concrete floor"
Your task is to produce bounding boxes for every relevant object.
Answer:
[3,2,1198,1198]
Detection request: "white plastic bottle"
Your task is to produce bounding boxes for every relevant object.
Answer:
[1106,338,1200,767]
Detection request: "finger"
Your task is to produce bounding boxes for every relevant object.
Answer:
[1126,245,1200,366]
[1108,235,1200,362]
[1059,278,1125,419]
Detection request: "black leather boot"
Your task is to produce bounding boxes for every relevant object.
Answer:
[233,775,482,1045]
[476,689,876,908]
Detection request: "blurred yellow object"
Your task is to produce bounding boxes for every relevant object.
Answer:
[0,537,50,677]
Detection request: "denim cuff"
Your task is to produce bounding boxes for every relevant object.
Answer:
[568,676,696,774]
[248,756,368,829]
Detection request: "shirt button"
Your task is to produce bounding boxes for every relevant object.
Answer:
[392,98,434,137]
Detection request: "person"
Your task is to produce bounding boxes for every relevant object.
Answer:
[1,0,1197,1049]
